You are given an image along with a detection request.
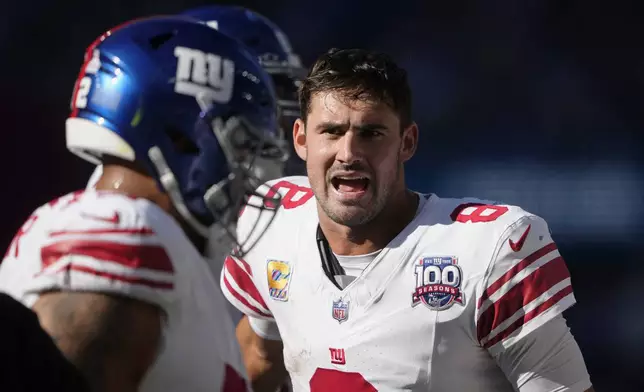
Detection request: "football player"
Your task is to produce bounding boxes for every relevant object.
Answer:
[181,5,307,177]
[178,6,307,299]
[0,16,286,392]
[85,6,307,191]
[221,48,595,391]
[179,10,305,391]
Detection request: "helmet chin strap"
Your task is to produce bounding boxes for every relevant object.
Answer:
[148,146,210,238]
[149,143,243,248]
[146,115,255,242]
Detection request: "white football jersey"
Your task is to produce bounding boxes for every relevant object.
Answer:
[0,190,248,392]
[221,176,591,392]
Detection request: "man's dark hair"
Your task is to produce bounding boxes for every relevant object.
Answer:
[298,48,412,128]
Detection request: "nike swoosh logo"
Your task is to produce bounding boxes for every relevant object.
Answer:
[81,212,120,224]
[509,224,531,252]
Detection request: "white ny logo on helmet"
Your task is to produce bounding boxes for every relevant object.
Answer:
[174,46,235,104]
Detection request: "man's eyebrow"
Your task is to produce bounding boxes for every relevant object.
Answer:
[315,122,388,132]
[315,121,348,132]
[352,123,388,132]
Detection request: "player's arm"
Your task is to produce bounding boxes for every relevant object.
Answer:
[221,254,288,392]
[23,193,177,392]
[222,182,292,391]
[476,215,593,391]
[33,292,162,392]
[236,315,288,392]
[493,314,594,392]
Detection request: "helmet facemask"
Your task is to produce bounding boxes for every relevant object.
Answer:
[148,94,288,256]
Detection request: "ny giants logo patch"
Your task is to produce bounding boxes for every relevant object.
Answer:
[412,256,465,310]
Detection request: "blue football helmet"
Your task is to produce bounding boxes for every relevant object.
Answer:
[180,6,305,120]
[180,6,306,175]
[66,16,286,249]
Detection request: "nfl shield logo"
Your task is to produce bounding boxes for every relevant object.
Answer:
[332,299,349,323]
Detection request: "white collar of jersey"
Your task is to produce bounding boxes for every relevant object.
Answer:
[302,194,437,311]
[332,249,382,259]
[330,191,430,263]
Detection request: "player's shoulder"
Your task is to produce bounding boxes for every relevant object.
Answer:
[263,175,316,212]
[264,175,312,190]
[16,190,179,307]
[428,193,546,230]
[4,189,174,267]
[223,177,314,320]
[238,175,316,244]
[420,194,551,251]
[40,189,168,234]
[417,194,556,289]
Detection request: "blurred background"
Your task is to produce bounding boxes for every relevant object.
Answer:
[1,0,642,390]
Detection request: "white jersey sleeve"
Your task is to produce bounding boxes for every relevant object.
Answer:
[220,177,313,340]
[221,246,281,339]
[221,248,274,321]
[220,181,275,322]
[475,214,590,390]
[248,315,282,340]
[495,314,592,391]
[19,191,177,312]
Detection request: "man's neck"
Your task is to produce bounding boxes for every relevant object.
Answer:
[319,190,419,256]
[96,166,207,254]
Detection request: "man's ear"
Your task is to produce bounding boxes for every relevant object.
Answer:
[293,118,307,161]
[399,122,418,163]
